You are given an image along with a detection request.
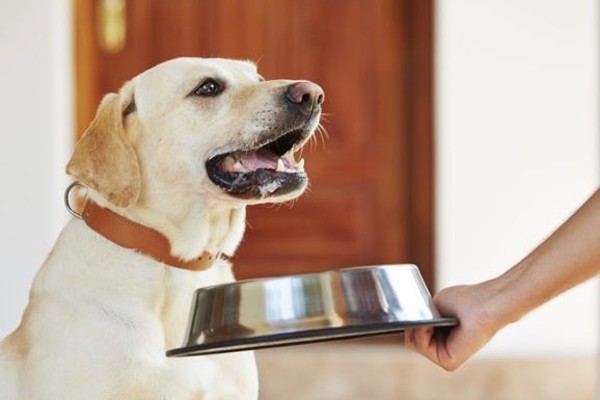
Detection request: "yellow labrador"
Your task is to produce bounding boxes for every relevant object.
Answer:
[0,58,323,399]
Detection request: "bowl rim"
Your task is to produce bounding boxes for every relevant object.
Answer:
[200,263,421,292]
[167,317,456,357]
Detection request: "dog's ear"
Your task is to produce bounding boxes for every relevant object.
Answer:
[66,93,141,208]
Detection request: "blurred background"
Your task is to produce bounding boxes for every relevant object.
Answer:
[0,0,598,398]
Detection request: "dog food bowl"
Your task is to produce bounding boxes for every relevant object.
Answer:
[167,264,456,357]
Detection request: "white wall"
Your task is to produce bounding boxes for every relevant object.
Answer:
[436,0,599,356]
[0,0,72,337]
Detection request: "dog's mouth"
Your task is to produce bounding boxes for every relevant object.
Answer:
[206,128,313,199]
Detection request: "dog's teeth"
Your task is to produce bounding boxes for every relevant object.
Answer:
[222,156,235,171]
[276,159,286,172]
[297,158,305,171]
[233,161,244,171]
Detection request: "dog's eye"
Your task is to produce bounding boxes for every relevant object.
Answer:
[192,79,224,96]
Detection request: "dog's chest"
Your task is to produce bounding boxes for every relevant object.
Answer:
[22,221,258,399]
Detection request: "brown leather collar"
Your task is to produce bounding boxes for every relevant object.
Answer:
[81,201,222,271]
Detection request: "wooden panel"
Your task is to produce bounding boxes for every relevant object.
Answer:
[74,0,435,288]
[235,186,377,276]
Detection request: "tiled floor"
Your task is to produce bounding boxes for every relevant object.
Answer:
[256,340,596,400]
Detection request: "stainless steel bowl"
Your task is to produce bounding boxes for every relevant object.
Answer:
[167,264,456,357]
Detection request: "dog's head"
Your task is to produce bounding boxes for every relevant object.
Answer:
[67,57,324,209]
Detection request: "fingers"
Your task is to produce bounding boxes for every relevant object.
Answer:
[404,325,463,371]
[403,327,417,350]
[414,326,434,350]
[404,326,437,362]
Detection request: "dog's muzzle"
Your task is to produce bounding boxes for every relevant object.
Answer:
[206,81,324,200]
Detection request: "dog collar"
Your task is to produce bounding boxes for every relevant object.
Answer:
[64,183,224,271]
[81,201,224,271]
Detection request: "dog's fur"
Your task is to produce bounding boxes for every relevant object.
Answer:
[0,58,322,399]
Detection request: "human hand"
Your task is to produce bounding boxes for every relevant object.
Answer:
[404,283,502,371]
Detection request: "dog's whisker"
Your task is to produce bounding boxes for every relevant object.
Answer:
[308,130,323,152]
[316,124,329,149]
[280,199,300,209]
[302,121,328,153]
[317,123,330,139]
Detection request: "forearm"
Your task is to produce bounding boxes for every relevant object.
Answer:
[484,188,600,329]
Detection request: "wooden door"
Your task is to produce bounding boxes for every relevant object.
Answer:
[75,0,435,288]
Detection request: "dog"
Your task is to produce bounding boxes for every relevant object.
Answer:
[0,57,324,399]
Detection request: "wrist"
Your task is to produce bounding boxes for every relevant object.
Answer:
[475,267,530,333]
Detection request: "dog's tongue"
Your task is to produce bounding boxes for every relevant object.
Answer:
[220,149,298,173]
[236,149,279,170]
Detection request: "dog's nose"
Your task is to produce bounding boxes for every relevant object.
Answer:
[285,81,325,111]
